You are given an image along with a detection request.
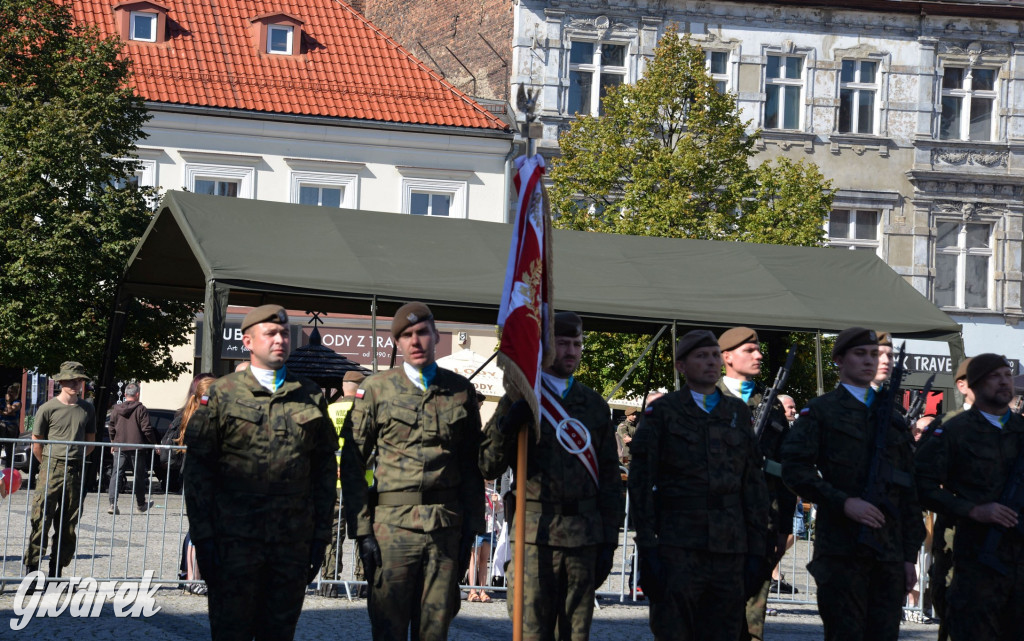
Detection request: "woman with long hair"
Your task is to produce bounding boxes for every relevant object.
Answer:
[174,374,216,447]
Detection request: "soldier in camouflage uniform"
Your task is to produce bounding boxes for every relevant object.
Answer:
[480,312,623,641]
[24,361,96,577]
[341,302,484,641]
[715,327,797,641]
[915,354,1024,640]
[629,330,769,641]
[616,407,639,464]
[780,327,925,641]
[184,305,339,641]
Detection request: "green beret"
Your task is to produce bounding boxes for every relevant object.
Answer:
[675,329,719,360]
[554,311,583,337]
[391,302,434,338]
[954,357,973,381]
[52,361,91,382]
[832,327,878,359]
[241,304,288,332]
[966,353,1012,388]
[718,326,759,352]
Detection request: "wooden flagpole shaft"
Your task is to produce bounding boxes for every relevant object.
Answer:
[513,424,528,641]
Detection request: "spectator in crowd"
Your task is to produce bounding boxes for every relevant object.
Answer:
[107,382,159,515]
[468,483,503,603]
[24,361,96,578]
[778,394,797,424]
[0,382,22,468]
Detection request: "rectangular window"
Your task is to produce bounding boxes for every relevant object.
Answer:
[410,192,451,217]
[298,185,343,208]
[940,66,997,141]
[268,25,294,55]
[129,11,157,42]
[194,179,239,198]
[934,220,992,309]
[765,55,803,130]
[827,209,880,252]
[839,60,877,134]
[707,51,730,94]
[567,41,628,116]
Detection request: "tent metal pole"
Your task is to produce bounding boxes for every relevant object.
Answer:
[605,325,668,402]
[815,330,825,396]
[672,321,680,391]
[371,296,378,373]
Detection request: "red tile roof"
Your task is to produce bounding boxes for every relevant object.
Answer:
[68,1,509,131]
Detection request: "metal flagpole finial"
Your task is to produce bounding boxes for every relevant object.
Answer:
[516,85,541,158]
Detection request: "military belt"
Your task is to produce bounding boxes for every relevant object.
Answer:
[523,497,598,516]
[376,489,460,506]
[658,493,741,510]
[220,478,307,496]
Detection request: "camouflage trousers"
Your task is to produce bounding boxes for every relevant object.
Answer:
[927,523,954,638]
[740,576,772,640]
[945,540,1024,641]
[368,522,461,641]
[505,542,598,641]
[207,537,310,641]
[807,555,904,641]
[24,457,82,571]
[321,489,345,580]
[649,547,744,641]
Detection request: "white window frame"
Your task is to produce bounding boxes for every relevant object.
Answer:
[826,208,882,254]
[184,164,255,198]
[838,59,879,135]
[939,64,998,141]
[566,40,629,116]
[290,171,357,208]
[706,50,732,94]
[933,219,994,310]
[129,11,157,43]
[267,24,294,55]
[401,178,467,219]
[764,54,805,131]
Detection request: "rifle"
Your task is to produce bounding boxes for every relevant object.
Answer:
[752,343,797,477]
[905,373,936,427]
[858,342,915,555]
[977,442,1024,576]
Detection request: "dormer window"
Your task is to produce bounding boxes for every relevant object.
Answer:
[113,2,169,45]
[267,24,293,55]
[130,11,157,42]
[250,13,304,57]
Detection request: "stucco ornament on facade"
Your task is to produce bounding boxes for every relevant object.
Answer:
[931,148,1009,168]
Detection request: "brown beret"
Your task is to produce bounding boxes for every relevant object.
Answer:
[675,329,719,360]
[554,311,583,337]
[343,370,366,384]
[391,301,433,338]
[876,331,893,347]
[954,357,973,381]
[624,406,638,417]
[241,304,288,332]
[832,327,878,359]
[966,353,1012,388]
[718,327,759,352]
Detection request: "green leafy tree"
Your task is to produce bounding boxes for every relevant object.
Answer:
[549,28,833,400]
[0,0,197,381]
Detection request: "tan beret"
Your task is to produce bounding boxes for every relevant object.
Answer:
[832,327,878,359]
[241,304,288,332]
[675,329,719,360]
[966,353,1012,388]
[554,311,583,337]
[391,301,433,338]
[718,327,759,352]
[624,406,638,417]
[343,370,366,384]
[876,331,893,347]
[954,357,973,381]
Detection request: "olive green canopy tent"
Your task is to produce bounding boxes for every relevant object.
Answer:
[98,190,962,413]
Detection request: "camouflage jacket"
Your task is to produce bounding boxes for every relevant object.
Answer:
[616,419,637,460]
[479,382,623,547]
[340,366,485,538]
[182,369,339,543]
[915,408,1024,560]
[717,380,798,538]
[628,389,768,554]
[781,385,924,563]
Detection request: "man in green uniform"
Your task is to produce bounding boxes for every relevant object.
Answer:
[716,327,798,640]
[915,353,1024,640]
[617,407,639,465]
[24,361,96,578]
[480,311,622,641]
[629,330,769,641]
[341,302,484,641]
[780,327,924,641]
[184,304,339,641]
[319,369,366,597]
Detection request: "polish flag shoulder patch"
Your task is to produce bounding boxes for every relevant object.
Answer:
[199,395,209,406]
[799,407,810,416]
[644,405,655,415]
[355,389,365,399]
